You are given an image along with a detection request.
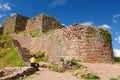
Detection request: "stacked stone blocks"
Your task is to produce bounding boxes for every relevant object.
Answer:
[2,14,114,63]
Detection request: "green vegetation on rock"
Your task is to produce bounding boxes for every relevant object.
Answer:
[0,34,24,69]
[114,57,120,63]
[99,28,111,44]
[36,51,49,62]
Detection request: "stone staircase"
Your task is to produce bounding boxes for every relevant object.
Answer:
[12,39,31,61]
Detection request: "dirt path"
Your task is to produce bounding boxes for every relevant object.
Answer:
[27,68,80,80]
[26,62,120,80]
[81,63,120,80]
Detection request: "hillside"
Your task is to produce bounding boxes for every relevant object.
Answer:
[0,34,24,69]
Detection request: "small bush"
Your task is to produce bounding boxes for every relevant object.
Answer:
[60,57,64,62]
[73,63,82,70]
[61,57,82,70]
[30,32,42,38]
[36,56,49,62]
[36,51,45,58]
[110,75,120,80]
[114,57,120,63]
[48,63,65,73]
[81,73,100,80]
[48,64,58,72]
[35,51,48,62]
[109,78,117,80]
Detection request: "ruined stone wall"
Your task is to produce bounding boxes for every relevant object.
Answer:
[0,27,3,34]
[2,15,29,34]
[26,14,61,34]
[10,25,114,63]
[10,33,31,49]
[26,15,43,33]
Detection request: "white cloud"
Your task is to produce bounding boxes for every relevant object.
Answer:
[10,13,16,16]
[115,36,120,43]
[112,14,120,24]
[114,49,120,57]
[0,3,11,11]
[0,15,2,18]
[51,0,67,7]
[61,24,68,27]
[0,14,6,18]
[99,24,111,29]
[115,32,119,35]
[112,20,117,24]
[80,22,93,26]
[113,14,120,18]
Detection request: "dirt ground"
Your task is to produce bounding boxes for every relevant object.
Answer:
[26,62,120,80]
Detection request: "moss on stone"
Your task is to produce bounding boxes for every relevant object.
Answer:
[99,28,111,45]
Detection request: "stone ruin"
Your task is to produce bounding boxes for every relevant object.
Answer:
[26,14,62,33]
[1,13,114,63]
[0,67,36,80]
[2,14,29,34]
[2,13,63,34]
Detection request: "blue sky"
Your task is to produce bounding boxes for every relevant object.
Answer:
[0,0,120,56]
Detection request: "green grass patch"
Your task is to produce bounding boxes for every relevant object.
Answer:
[0,34,13,48]
[114,57,120,63]
[0,34,24,69]
[81,73,100,80]
[35,51,49,62]
[0,48,24,69]
[48,63,65,73]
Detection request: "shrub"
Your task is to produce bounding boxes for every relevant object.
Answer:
[36,51,45,58]
[48,63,65,73]
[61,57,82,70]
[81,73,100,80]
[60,57,64,62]
[35,51,48,62]
[110,75,120,80]
[109,78,117,80]
[114,57,120,63]
[48,64,58,72]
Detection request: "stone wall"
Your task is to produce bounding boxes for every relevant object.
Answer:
[0,27,3,34]
[26,14,61,34]
[10,25,114,63]
[2,15,29,34]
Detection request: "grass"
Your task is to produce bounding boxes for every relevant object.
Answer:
[60,57,82,70]
[48,63,65,73]
[0,48,24,69]
[114,57,120,63]
[81,73,100,80]
[109,75,120,80]
[0,34,25,69]
[35,51,49,62]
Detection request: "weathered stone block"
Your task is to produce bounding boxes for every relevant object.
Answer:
[26,14,62,34]
[2,14,29,34]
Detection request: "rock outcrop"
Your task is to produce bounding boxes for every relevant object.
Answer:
[0,67,37,80]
